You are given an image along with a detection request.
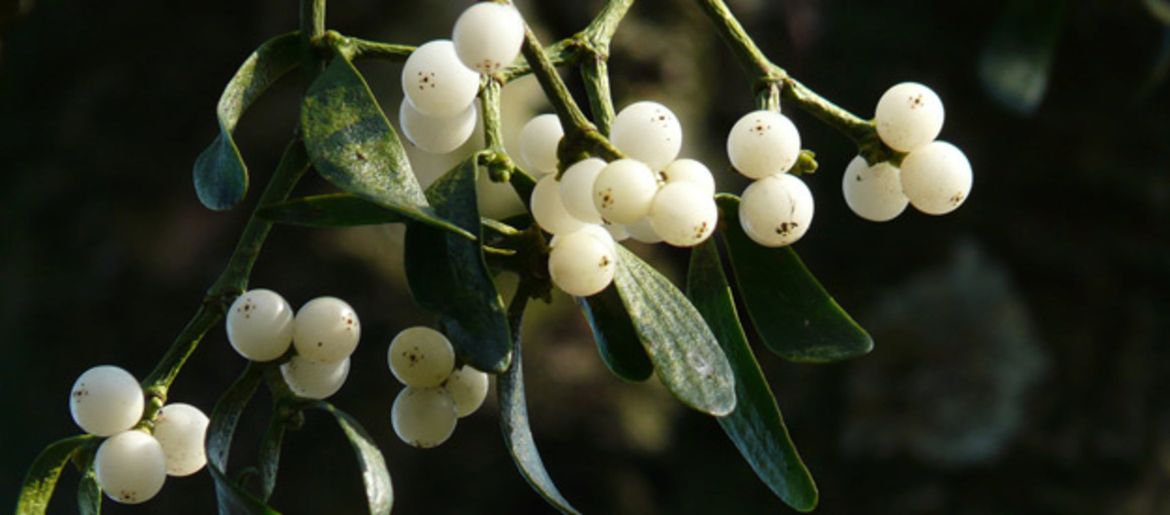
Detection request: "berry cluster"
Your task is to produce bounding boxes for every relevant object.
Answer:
[398,3,525,153]
[226,289,360,399]
[387,326,489,448]
[69,366,209,504]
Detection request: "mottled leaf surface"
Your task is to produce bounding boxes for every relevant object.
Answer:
[16,434,94,514]
[308,402,393,515]
[578,286,652,382]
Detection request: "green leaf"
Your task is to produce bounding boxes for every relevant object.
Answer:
[717,195,872,363]
[611,245,736,416]
[194,33,300,211]
[16,434,95,515]
[404,159,512,374]
[301,50,470,239]
[257,194,408,228]
[577,286,653,382]
[77,449,102,515]
[978,0,1065,115]
[687,241,818,512]
[498,294,581,515]
[207,365,281,515]
[257,413,286,502]
[306,402,394,515]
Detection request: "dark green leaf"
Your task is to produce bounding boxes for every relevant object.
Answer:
[978,0,1065,115]
[258,194,408,228]
[78,449,102,515]
[405,159,511,374]
[207,365,281,515]
[16,434,94,515]
[498,293,581,515]
[611,245,736,416]
[687,241,818,512]
[301,50,470,239]
[577,286,653,382]
[257,413,286,502]
[717,195,872,363]
[194,33,300,211]
[307,402,394,515]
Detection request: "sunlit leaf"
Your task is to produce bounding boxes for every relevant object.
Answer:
[577,286,652,382]
[16,434,95,515]
[307,402,393,515]
[207,365,280,515]
[979,0,1065,115]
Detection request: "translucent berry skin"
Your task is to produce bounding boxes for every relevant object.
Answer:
[531,174,588,235]
[401,40,480,117]
[610,101,683,171]
[392,386,458,448]
[625,216,663,244]
[152,403,209,477]
[558,158,608,224]
[388,326,456,388]
[592,159,659,225]
[452,2,524,74]
[875,82,945,152]
[69,365,144,437]
[292,297,361,363]
[603,222,630,242]
[399,99,477,154]
[649,182,718,247]
[739,174,814,247]
[444,365,489,418]
[519,114,564,175]
[899,141,972,215]
[661,158,716,197]
[226,289,294,362]
[842,156,909,222]
[727,110,801,179]
[548,228,617,297]
[95,430,167,505]
[281,355,351,400]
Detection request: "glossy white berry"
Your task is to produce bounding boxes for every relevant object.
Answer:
[388,326,456,388]
[550,224,617,254]
[558,158,607,224]
[401,40,480,117]
[548,228,617,297]
[444,365,489,418]
[875,82,945,152]
[610,101,683,171]
[226,289,294,362]
[531,174,587,235]
[649,182,718,247]
[739,174,814,247]
[519,114,563,174]
[152,403,209,477]
[603,222,630,242]
[69,365,144,437]
[592,159,659,225]
[281,355,351,400]
[293,297,360,363]
[392,386,458,448]
[727,110,801,179]
[398,99,477,154]
[452,2,524,74]
[661,159,715,197]
[625,216,662,244]
[842,156,909,222]
[899,141,972,215]
[95,430,167,504]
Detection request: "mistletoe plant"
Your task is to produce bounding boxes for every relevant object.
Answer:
[16,0,973,513]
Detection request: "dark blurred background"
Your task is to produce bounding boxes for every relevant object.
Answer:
[3,0,1169,513]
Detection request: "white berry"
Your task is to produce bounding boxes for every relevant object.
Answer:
[727,110,801,179]
[281,355,351,400]
[518,114,564,175]
[152,403,209,477]
[444,365,489,418]
[610,101,683,171]
[842,156,909,222]
[452,2,525,74]
[592,158,659,225]
[392,386,458,448]
[550,224,617,254]
[401,40,480,117]
[899,141,972,215]
[388,326,456,388]
[398,98,477,154]
[661,158,716,197]
[558,158,607,224]
[875,82,945,152]
[625,216,662,244]
[649,182,718,247]
[548,228,617,297]
[226,289,294,362]
[95,430,167,504]
[739,174,814,247]
[69,365,144,437]
[603,222,630,242]
[531,174,587,235]
[293,297,361,363]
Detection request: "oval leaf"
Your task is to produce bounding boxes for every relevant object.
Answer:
[306,402,394,515]
[194,33,300,211]
[717,195,873,363]
[611,245,736,416]
[207,365,281,515]
[78,450,102,515]
[258,193,408,228]
[301,50,469,238]
[577,286,653,382]
[404,159,512,373]
[16,434,95,515]
[687,240,818,512]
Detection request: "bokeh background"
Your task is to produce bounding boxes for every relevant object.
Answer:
[3,0,1169,513]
